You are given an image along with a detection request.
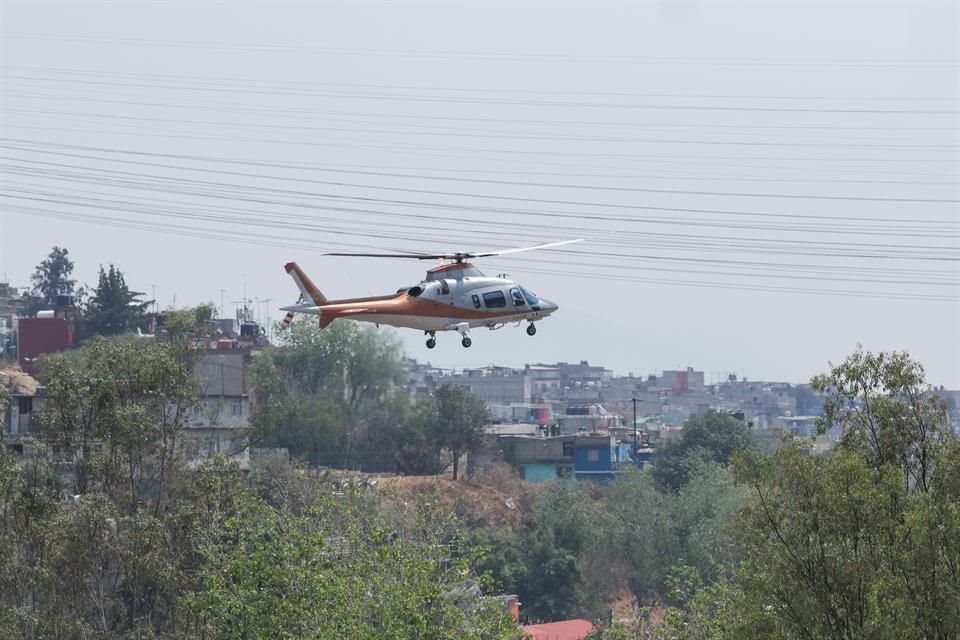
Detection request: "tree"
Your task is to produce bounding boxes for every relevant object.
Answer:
[608,465,747,606]
[652,411,755,491]
[434,385,489,481]
[511,485,607,622]
[715,348,960,639]
[82,264,151,338]
[39,336,197,510]
[186,490,519,639]
[30,246,76,308]
[248,321,405,469]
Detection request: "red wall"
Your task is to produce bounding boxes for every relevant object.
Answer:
[18,318,72,376]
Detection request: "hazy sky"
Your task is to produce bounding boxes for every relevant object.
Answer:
[1,1,958,386]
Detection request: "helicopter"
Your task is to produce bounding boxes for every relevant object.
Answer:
[279,240,583,348]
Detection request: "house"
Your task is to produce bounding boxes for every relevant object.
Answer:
[1,366,42,443]
[573,434,633,483]
[557,404,622,435]
[184,348,254,463]
[501,434,577,482]
[498,432,638,484]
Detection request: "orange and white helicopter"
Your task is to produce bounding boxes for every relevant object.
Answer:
[279,240,582,349]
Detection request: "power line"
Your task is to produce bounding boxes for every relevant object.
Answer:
[5,64,959,102]
[4,141,957,208]
[6,32,959,68]
[5,106,958,155]
[5,72,958,115]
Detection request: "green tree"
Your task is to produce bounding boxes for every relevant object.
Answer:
[434,384,489,480]
[82,264,151,338]
[608,465,747,606]
[249,321,404,469]
[652,411,755,491]
[716,348,960,639]
[39,336,197,510]
[29,245,76,311]
[512,485,607,622]
[186,490,519,639]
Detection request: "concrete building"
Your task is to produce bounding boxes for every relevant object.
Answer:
[1,367,41,440]
[498,431,637,484]
[442,366,531,405]
[557,404,622,435]
[184,349,253,463]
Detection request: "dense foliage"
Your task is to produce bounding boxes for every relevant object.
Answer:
[0,337,518,638]
[249,321,489,477]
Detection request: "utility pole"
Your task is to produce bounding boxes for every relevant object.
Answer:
[218,289,228,319]
[261,297,273,340]
[632,396,638,451]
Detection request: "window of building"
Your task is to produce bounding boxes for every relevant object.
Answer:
[587,449,600,462]
[482,291,506,308]
[18,397,32,414]
[231,401,242,416]
[562,442,574,457]
[510,288,525,306]
[472,294,481,309]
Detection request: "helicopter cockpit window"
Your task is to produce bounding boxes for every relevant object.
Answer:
[482,291,506,308]
[510,288,525,306]
[519,286,539,306]
[472,294,481,309]
[440,279,450,295]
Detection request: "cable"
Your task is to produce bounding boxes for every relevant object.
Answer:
[4,141,957,209]
[6,32,959,68]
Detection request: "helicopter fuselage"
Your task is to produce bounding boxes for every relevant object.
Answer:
[280,261,560,348]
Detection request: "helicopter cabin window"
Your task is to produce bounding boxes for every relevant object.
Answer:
[520,286,539,306]
[472,294,481,309]
[510,288,525,306]
[482,291,506,308]
[440,280,450,295]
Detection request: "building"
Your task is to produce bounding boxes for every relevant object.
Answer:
[501,434,576,482]
[573,434,633,483]
[1,366,41,441]
[442,366,531,405]
[660,368,705,393]
[184,348,254,463]
[17,316,74,376]
[780,415,820,438]
[498,432,637,484]
[557,404,622,435]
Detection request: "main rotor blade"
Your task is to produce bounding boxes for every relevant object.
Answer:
[323,239,584,261]
[470,239,585,258]
[322,252,448,260]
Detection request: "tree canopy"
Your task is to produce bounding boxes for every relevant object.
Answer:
[248,321,405,469]
[29,246,76,312]
[81,264,152,338]
[651,410,756,491]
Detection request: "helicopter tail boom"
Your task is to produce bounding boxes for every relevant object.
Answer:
[284,261,328,305]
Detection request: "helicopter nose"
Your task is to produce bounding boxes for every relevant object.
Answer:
[540,299,559,315]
